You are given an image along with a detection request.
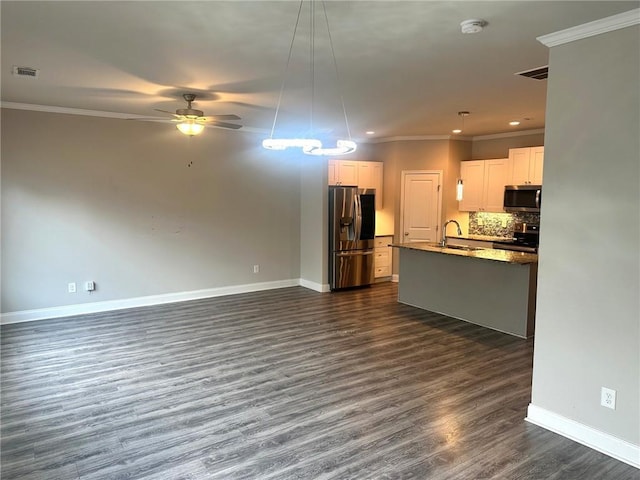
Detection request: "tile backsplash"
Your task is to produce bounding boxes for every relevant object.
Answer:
[469,212,540,238]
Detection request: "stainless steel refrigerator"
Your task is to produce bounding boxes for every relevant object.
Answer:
[329,186,376,290]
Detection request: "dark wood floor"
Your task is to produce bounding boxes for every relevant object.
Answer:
[1,283,638,480]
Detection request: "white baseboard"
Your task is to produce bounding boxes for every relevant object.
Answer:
[298,278,331,293]
[1,279,303,324]
[526,404,640,468]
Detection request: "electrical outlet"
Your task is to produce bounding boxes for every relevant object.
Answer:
[68,282,77,293]
[85,281,95,292]
[501,217,508,227]
[253,265,260,274]
[477,217,484,226]
[601,387,616,410]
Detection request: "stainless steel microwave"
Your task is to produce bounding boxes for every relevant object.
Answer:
[504,185,542,212]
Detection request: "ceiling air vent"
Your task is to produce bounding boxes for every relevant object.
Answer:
[12,66,39,78]
[515,65,548,80]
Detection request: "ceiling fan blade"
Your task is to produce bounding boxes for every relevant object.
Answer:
[201,114,241,121]
[154,108,180,118]
[126,115,168,121]
[208,121,243,130]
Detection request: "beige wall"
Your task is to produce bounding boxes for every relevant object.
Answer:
[371,141,397,236]
[531,25,639,445]
[299,156,328,289]
[472,132,544,159]
[1,109,302,312]
[372,138,468,273]
[1,108,547,314]
[379,139,450,245]
[372,135,556,273]
[447,140,473,233]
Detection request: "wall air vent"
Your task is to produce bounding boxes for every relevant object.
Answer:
[515,66,548,80]
[12,66,39,78]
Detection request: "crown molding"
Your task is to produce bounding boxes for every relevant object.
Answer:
[366,128,544,144]
[538,8,640,47]
[0,101,267,134]
[369,134,467,144]
[473,128,545,141]
[1,101,144,119]
[1,102,540,140]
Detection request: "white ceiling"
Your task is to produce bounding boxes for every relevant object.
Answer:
[1,1,637,140]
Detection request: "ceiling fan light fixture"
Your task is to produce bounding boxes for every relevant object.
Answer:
[154,93,241,135]
[177,120,205,136]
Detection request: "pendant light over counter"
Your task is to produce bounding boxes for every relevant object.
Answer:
[262,0,356,156]
[452,111,470,135]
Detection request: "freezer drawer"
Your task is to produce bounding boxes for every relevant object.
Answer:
[331,250,375,290]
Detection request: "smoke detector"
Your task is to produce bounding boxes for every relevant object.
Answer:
[460,19,486,34]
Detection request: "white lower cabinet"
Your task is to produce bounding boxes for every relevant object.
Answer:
[374,236,393,279]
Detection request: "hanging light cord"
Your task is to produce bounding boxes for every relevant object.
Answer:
[264,0,356,155]
[268,0,305,140]
[321,0,353,142]
[310,0,315,134]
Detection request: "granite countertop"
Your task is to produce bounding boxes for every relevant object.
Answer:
[448,234,512,242]
[391,242,538,265]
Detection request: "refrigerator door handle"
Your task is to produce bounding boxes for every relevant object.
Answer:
[354,194,362,241]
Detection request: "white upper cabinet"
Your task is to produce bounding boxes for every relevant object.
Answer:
[356,161,373,188]
[459,158,510,212]
[530,147,544,184]
[458,160,485,212]
[509,146,544,185]
[328,160,358,186]
[328,160,383,209]
[483,159,511,211]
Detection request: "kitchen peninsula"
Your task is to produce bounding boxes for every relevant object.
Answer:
[392,242,538,338]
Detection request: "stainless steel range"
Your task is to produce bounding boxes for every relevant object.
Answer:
[492,222,539,253]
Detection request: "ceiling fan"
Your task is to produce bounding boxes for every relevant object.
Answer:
[155,93,242,135]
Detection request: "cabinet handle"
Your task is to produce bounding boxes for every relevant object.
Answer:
[404,232,409,236]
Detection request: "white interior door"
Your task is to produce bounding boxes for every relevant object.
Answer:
[400,171,442,243]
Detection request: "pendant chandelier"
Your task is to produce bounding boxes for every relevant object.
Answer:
[262,0,356,156]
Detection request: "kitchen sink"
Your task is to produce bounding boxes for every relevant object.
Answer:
[443,244,485,251]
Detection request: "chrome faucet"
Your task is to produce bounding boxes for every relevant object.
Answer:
[440,219,462,247]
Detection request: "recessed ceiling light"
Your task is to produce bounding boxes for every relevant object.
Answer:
[509,121,521,126]
[366,131,375,135]
[452,129,462,134]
